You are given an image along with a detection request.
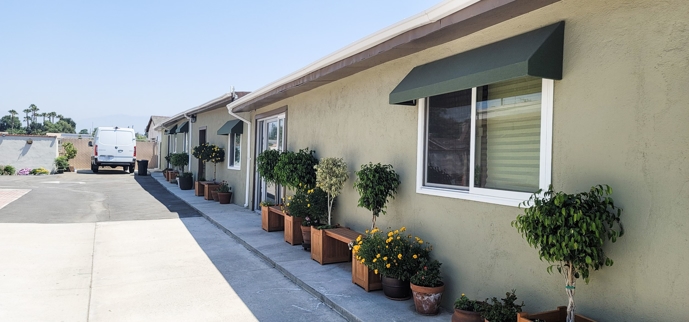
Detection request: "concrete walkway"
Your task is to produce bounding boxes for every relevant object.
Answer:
[151,172,452,322]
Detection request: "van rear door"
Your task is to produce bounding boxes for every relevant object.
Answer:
[114,130,135,162]
[97,129,134,163]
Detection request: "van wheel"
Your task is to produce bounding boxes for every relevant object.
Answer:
[129,163,136,173]
[123,166,129,172]
[92,164,99,173]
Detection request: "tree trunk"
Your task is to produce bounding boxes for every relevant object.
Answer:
[564,262,576,322]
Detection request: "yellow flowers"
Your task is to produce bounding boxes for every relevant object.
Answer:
[286,203,290,206]
[361,258,365,263]
[376,254,380,258]
[386,263,391,268]
[356,235,362,242]
[374,269,378,274]
[418,240,424,244]
[372,258,377,263]
[307,204,310,207]
[370,228,379,234]
[397,253,403,260]
[413,254,418,259]
[383,256,388,261]
[400,226,406,232]
[388,232,393,237]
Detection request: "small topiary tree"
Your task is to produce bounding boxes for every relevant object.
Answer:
[512,184,624,322]
[207,144,225,182]
[274,148,318,190]
[256,149,281,185]
[62,142,77,161]
[353,162,401,230]
[314,157,349,226]
[170,152,189,172]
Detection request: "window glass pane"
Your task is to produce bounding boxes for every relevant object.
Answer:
[234,134,241,166]
[474,76,541,193]
[426,89,472,188]
[278,119,284,151]
[267,121,278,150]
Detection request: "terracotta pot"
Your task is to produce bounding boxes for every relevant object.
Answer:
[452,308,484,322]
[217,192,231,204]
[168,171,177,183]
[211,190,219,201]
[410,282,444,315]
[301,225,311,251]
[381,276,411,300]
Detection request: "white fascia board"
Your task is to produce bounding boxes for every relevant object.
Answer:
[156,93,234,131]
[228,0,480,112]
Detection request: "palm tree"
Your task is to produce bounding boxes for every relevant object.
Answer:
[29,104,39,123]
[22,108,31,129]
[57,114,64,121]
[24,116,31,129]
[8,109,17,131]
[40,112,47,124]
[48,112,57,123]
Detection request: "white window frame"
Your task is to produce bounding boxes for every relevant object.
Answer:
[227,133,241,171]
[183,133,188,152]
[415,78,553,207]
[173,134,177,153]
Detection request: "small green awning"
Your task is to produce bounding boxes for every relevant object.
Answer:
[390,21,564,105]
[177,121,189,133]
[168,124,178,134]
[217,120,243,135]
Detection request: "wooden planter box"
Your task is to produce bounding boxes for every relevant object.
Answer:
[352,251,382,291]
[168,171,177,183]
[518,306,596,322]
[202,182,219,200]
[195,181,205,196]
[283,215,303,245]
[311,227,356,265]
[261,206,285,232]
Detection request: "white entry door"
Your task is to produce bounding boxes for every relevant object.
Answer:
[255,114,285,209]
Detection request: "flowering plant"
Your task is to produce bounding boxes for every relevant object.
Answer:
[454,294,484,312]
[30,167,50,175]
[17,168,32,175]
[353,226,430,281]
[284,185,327,226]
[410,258,443,287]
[216,180,231,193]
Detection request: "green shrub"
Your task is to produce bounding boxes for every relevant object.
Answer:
[31,167,50,175]
[1,165,14,175]
[256,149,281,184]
[354,163,401,229]
[274,148,318,190]
[62,142,77,160]
[54,156,69,169]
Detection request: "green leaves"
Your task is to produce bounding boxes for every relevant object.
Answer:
[512,184,624,285]
[353,163,401,218]
[274,148,318,190]
[256,149,281,184]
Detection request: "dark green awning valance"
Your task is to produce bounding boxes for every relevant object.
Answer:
[178,121,189,133]
[168,124,178,134]
[217,120,243,136]
[390,21,564,105]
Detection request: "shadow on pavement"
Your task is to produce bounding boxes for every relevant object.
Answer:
[133,175,201,218]
[76,169,131,175]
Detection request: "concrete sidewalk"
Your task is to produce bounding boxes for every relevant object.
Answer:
[150,172,452,322]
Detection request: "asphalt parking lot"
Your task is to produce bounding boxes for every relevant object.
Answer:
[0,171,344,322]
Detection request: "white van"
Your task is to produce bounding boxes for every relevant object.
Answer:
[88,127,136,173]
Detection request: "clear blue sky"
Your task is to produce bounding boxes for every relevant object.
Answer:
[1,0,441,133]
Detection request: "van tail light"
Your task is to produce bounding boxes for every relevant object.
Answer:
[94,145,98,156]
[134,146,136,157]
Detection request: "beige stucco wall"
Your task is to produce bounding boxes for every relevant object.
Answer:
[250,1,689,320]
[190,108,248,206]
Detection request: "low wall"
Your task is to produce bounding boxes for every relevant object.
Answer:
[0,135,59,172]
[59,138,158,169]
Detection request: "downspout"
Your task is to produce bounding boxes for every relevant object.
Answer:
[183,113,193,174]
[227,105,251,208]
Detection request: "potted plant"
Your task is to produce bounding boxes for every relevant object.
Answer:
[353,163,401,229]
[192,143,210,180]
[314,157,349,226]
[512,185,623,322]
[260,200,283,232]
[274,148,318,190]
[178,172,193,190]
[285,187,327,249]
[480,290,524,322]
[410,258,444,315]
[355,226,429,300]
[206,144,225,182]
[216,181,232,204]
[54,156,69,174]
[3,165,16,175]
[62,142,77,172]
[256,149,281,187]
[453,294,485,322]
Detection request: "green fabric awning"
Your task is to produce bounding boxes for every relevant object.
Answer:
[178,121,189,133]
[389,21,564,105]
[168,124,178,134]
[217,120,243,135]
